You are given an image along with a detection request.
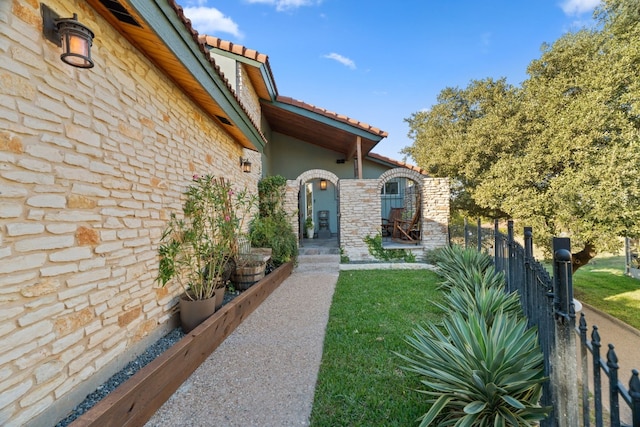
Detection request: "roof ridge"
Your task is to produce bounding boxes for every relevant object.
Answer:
[200,35,269,64]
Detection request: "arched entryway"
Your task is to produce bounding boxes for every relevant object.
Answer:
[378,169,424,245]
[293,170,340,250]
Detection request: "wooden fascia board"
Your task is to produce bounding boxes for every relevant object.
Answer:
[126,0,265,151]
[270,100,385,142]
[208,50,278,101]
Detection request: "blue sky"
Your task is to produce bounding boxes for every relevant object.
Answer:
[180,0,601,162]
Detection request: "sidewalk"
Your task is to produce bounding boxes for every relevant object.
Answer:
[145,254,339,427]
[578,304,640,425]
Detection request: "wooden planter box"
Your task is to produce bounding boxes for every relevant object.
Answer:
[70,261,294,427]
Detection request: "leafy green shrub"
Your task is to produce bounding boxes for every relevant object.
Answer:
[250,215,297,266]
[249,176,298,267]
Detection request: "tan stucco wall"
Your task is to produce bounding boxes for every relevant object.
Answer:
[0,1,260,425]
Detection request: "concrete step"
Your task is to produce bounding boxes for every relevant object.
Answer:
[297,254,340,264]
[295,254,341,273]
[298,246,341,256]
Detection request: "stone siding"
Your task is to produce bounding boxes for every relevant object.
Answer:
[0,2,260,425]
[289,170,450,262]
[238,64,261,127]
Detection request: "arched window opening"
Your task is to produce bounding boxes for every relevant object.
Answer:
[381,177,421,243]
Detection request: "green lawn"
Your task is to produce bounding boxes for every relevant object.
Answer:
[309,269,444,427]
[573,255,640,330]
[309,257,640,426]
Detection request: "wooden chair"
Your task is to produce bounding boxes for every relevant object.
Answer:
[381,207,404,237]
[393,194,421,243]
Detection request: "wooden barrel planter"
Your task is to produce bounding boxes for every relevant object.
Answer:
[232,262,266,290]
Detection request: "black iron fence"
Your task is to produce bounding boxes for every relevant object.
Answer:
[453,219,640,426]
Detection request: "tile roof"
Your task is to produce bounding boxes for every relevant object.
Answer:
[196,36,388,139]
[276,96,388,138]
[168,0,267,144]
[199,35,279,99]
[367,152,427,175]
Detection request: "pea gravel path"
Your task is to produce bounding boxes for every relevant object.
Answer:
[145,254,339,427]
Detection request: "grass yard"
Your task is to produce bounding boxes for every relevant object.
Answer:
[573,255,640,330]
[309,269,444,427]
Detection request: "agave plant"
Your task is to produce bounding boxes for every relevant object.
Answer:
[432,245,494,278]
[397,310,550,426]
[438,281,523,327]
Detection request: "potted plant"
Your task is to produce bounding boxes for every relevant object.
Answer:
[156,174,253,332]
[305,216,314,239]
[249,175,298,268]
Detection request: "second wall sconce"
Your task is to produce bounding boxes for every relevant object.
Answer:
[240,157,252,173]
[320,179,327,190]
[42,4,95,69]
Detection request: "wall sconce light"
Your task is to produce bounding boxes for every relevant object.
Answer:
[320,179,327,190]
[42,4,95,69]
[240,157,252,173]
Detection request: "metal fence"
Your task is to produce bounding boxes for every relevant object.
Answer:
[453,219,640,427]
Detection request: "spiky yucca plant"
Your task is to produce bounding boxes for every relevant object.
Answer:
[398,311,550,426]
[431,245,494,280]
[439,281,523,327]
[398,245,550,426]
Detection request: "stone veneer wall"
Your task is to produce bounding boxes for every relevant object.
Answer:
[0,1,260,425]
[237,63,261,129]
[288,170,450,262]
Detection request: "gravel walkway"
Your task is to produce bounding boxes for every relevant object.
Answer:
[145,255,339,427]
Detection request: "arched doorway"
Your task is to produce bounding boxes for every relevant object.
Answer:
[295,170,340,249]
[378,169,424,245]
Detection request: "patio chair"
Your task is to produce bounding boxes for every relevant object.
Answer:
[393,194,421,243]
[381,207,404,237]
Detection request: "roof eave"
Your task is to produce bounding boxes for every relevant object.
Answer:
[89,0,266,151]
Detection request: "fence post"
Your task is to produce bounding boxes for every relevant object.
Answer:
[631,370,640,427]
[626,237,631,276]
[507,220,514,293]
[464,217,469,249]
[552,237,579,427]
[579,314,591,427]
[607,345,621,426]
[477,218,482,252]
[592,327,604,427]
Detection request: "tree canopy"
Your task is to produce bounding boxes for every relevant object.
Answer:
[403,0,640,265]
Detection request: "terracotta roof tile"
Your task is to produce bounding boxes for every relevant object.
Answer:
[368,152,427,175]
[199,35,277,96]
[276,96,388,138]
[167,1,267,144]
[168,2,387,144]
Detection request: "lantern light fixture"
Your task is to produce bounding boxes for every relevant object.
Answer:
[42,4,95,69]
[320,179,327,190]
[240,157,252,173]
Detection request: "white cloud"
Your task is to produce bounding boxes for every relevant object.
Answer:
[245,0,322,12]
[183,7,243,38]
[560,0,600,16]
[323,53,356,70]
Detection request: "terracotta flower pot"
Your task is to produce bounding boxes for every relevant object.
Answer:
[179,294,217,333]
[214,286,225,310]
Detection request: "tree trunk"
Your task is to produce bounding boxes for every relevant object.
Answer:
[571,242,596,273]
